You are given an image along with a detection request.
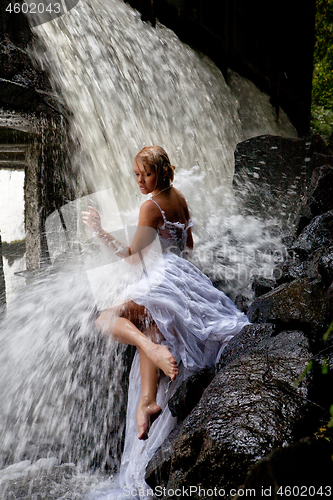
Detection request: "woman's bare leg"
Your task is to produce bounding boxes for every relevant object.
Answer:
[136,345,161,440]
[136,323,166,439]
[96,302,178,438]
[95,304,179,380]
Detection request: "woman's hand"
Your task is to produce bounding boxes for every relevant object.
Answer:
[82,206,130,258]
[82,206,103,236]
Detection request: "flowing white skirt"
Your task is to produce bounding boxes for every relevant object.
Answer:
[126,253,249,372]
[86,253,249,499]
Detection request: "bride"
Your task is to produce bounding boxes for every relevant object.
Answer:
[82,145,249,447]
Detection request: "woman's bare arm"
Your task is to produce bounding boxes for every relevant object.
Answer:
[82,206,131,258]
[82,202,160,259]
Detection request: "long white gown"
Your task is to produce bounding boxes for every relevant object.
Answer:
[87,199,250,499]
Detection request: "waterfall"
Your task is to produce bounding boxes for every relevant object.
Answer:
[0,0,297,497]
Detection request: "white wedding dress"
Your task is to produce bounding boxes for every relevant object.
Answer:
[87,199,250,499]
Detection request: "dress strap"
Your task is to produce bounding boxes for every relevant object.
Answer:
[150,198,167,222]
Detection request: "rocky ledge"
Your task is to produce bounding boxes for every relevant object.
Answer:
[145,135,333,498]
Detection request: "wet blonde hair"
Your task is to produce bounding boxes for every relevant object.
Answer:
[135,146,175,184]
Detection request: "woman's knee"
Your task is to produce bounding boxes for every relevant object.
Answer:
[95,309,117,337]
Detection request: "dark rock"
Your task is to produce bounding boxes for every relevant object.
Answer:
[233,135,325,227]
[275,211,333,286]
[247,277,327,336]
[234,294,250,313]
[286,210,333,290]
[251,277,276,297]
[275,247,330,285]
[167,324,277,425]
[147,327,312,497]
[295,165,333,234]
[318,253,333,287]
[308,152,333,170]
[305,134,330,157]
[236,438,333,497]
[168,366,216,421]
[307,166,333,216]
[327,282,333,324]
[291,211,333,259]
[328,132,333,155]
[218,323,276,369]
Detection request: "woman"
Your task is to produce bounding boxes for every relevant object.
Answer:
[83,145,249,442]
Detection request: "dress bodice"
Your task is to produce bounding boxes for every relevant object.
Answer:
[149,198,193,255]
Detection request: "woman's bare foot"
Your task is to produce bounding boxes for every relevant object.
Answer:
[137,401,162,440]
[147,344,179,380]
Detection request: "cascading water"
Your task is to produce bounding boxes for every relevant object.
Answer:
[0,0,297,497]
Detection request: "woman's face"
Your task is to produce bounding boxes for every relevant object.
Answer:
[134,159,158,195]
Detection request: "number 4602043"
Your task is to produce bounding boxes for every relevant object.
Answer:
[5,3,61,14]
[277,486,332,497]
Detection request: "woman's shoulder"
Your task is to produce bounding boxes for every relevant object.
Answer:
[138,199,163,227]
[172,188,190,217]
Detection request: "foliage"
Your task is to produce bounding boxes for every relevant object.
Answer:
[294,321,333,433]
[323,320,333,342]
[311,0,333,141]
[329,405,333,428]
[311,106,333,143]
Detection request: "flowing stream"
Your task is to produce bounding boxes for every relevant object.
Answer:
[0,0,297,497]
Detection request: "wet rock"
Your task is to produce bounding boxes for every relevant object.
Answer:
[247,277,327,338]
[168,367,216,421]
[233,135,326,226]
[146,327,312,497]
[327,282,333,323]
[318,252,333,286]
[308,151,333,170]
[167,324,277,424]
[295,166,333,234]
[218,324,276,368]
[236,438,333,497]
[251,277,276,297]
[275,211,333,286]
[328,132,333,155]
[234,294,250,313]
[304,165,333,217]
[291,211,333,259]
[275,247,328,285]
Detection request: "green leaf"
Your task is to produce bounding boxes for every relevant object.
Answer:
[322,358,329,375]
[294,360,313,387]
[328,405,333,428]
[323,321,333,342]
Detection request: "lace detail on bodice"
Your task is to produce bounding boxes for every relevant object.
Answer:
[150,198,193,254]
